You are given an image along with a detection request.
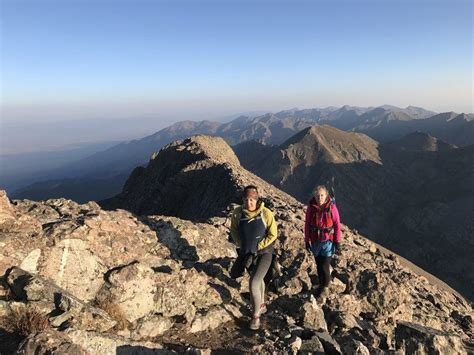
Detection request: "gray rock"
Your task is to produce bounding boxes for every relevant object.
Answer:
[314,331,342,355]
[49,311,73,328]
[16,329,87,355]
[134,315,174,339]
[66,330,173,355]
[395,321,467,355]
[341,339,371,355]
[5,267,115,332]
[189,307,232,333]
[300,335,325,354]
[41,238,107,302]
[301,296,327,331]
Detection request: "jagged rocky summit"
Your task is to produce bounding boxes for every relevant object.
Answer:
[100,135,298,221]
[0,135,473,354]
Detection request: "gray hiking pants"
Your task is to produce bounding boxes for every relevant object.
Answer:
[249,252,272,316]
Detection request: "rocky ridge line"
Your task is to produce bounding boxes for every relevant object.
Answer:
[0,135,472,354]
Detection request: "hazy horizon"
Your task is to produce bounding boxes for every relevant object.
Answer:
[1,0,473,154]
[0,103,471,155]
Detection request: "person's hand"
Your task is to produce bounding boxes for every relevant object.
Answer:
[243,254,254,269]
[305,241,312,252]
[333,242,341,255]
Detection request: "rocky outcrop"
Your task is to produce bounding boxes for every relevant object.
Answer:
[1,136,473,353]
[100,135,299,221]
[395,321,468,354]
[1,186,472,353]
[5,267,116,332]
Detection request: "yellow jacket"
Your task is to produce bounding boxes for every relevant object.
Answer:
[230,202,278,251]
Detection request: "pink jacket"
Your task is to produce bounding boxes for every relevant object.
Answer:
[304,197,341,244]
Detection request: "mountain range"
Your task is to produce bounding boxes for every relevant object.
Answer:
[1,135,472,353]
[9,105,473,203]
[232,126,474,300]
[6,105,474,300]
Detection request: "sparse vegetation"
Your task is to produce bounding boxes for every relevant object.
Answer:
[4,305,49,337]
[93,297,130,331]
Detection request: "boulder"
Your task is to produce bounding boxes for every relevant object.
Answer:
[314,331,342,355]
[97,262,222,324]
[288,335,302,353]
[301,296,327,331]
[145,217,237,263]
[5,267,115,332]
[134,315,174,339]
[41,239,107,302]
[66,330,172,355]
[0,190,16,227]
[300,334,325,354]
[340,339,370,355]
[189,307,232,333]
[16,329,87,355]
[395,321,467,354]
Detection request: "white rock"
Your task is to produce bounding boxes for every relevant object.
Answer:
[20,248,41,274]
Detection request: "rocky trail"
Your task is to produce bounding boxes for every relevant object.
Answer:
[0,136,473,354]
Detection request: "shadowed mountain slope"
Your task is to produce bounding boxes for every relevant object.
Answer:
[12,105,472,203]
[100,135,298,221]
[0,131,472,352]
[384,131,456,152]
[234,127,474,300]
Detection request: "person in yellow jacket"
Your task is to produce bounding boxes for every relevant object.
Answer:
[230,185,277,330]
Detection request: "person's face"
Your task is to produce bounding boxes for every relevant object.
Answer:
[315,189,328,205]
[243,196,258,211]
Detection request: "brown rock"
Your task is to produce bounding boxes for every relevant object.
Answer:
[395,321,468,354]
[189,307,232,333]
[5,267,116,332]
[16,329,87,355]
[302,296,327,331]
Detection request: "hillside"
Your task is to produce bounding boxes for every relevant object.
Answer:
[384,131,456,152]
[241,125,383,207]
[0,135,472,353]
[100,135,298,221]
[11,105,473,203]
[235,127,474,300]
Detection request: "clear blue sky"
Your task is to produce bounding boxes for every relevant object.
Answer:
[1,0,473,124]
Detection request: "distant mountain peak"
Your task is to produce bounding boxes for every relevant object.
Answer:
[280,124,381,165]
[385,131,455,152]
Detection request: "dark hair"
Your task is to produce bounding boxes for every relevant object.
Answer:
[243,185,259,195]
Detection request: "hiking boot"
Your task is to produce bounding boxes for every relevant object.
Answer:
[249,316,260,330]
[259,304,267,314]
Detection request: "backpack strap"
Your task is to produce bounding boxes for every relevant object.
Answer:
[239,207,267,228]
[260,209,267,230]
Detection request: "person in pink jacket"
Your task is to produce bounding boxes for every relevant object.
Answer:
[304,185,342,300]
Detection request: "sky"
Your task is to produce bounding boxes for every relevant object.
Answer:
[0,0,473,150]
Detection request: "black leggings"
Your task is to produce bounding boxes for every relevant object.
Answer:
[315,256,332,288]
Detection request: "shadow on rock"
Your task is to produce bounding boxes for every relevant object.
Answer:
[0,328,25,355]
[5,267,33,301]
[139,217,199,263]
[116,345,172,354]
